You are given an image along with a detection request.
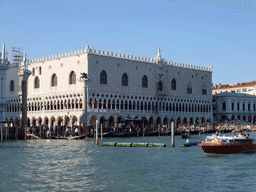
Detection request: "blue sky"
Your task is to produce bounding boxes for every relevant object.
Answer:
[0,0,255,85]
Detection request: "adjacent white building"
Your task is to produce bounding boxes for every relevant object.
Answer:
[5,45,213,128]
[212,92,256,123]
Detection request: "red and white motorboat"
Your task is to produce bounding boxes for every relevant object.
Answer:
[198,135,256,154]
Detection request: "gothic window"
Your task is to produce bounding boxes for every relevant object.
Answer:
[69,71,76,84]
[10,80,14,92]
[157,81,163,91]
[187,83,192,94]
[202,85,207,95]
[142,75,148,88]
[39,67,42,75]
[171,79,176,90]
[100,70,107,84]
[122,73,128,86]
[32,68,35,76]
[34,76,40,89]
[51,74,57,87]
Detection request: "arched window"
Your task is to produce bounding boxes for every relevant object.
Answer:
[39,67,42,75]
[187,83,192,94]
[142,75,148,88]
[51,74,57,87]
[34,76,40,89]
[69,71,76,84]
[10,80,14,92]
[171,78,176,90]
[122,73,128,86]
[100,70,107,84]
[202,85,207,95]
[157,81,163,91]
[32,68,35,76]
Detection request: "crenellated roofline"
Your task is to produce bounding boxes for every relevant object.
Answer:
[27,45,212,72]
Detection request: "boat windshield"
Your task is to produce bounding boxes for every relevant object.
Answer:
[205,136,238,144]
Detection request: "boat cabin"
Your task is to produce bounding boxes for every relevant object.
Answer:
[205,136,253,145]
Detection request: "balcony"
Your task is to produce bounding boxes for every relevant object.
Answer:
[156,91,166,96]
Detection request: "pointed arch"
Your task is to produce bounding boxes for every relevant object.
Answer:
[187,83,192,94]
[157,81,163,91]
[51,74,57,87]
[34,76,40,89]
[69,71,76,84]
[171,78,176,90]
[10,80,14,91]
[100,70,107,84]
[202,84,207,95]
[142,75,148,88]
[122,73,128,86]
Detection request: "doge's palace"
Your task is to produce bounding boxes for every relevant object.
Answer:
[5,45,213,129]
[0,42,9,124]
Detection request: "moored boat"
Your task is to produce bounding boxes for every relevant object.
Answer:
[198,135,256,154]
[181,130,191,139]
[181,133,190,139]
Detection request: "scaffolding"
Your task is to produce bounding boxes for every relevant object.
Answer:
[10,47,23,66]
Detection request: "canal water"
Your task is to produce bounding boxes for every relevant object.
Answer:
[1,132,256,192]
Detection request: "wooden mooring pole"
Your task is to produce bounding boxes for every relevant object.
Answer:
[85,126,88,139]
[5,126,7,140]
[101,123,103,140]
[15,124,18,140]
[171,122,175,147]
[96,120,99,145]
[143,123,145,137]
[1,124,3,142]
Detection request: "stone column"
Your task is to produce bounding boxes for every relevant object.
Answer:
[17,52,31,129]
[82,77,89,128]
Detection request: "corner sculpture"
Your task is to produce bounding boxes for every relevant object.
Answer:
[80,72,88,80]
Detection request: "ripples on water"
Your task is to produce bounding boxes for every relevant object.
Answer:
[1,133,256,191]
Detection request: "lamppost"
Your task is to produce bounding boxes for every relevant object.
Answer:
[79,72,90,135]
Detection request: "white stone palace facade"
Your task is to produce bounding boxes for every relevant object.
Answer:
[0,42,8,124]
[5,45,213,128]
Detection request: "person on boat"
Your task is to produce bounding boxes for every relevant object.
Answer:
[238,132,244,138]
[66,127,70,136]
[75,127,79,136]
[232,133,237,137]
[215,132,219,137]
[247,134,251,139]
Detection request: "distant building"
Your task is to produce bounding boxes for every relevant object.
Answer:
[212,81,256,95]
[5,45,213,128]
[212,92,256,123]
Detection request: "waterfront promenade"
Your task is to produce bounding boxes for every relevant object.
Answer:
[1,123,256,141]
